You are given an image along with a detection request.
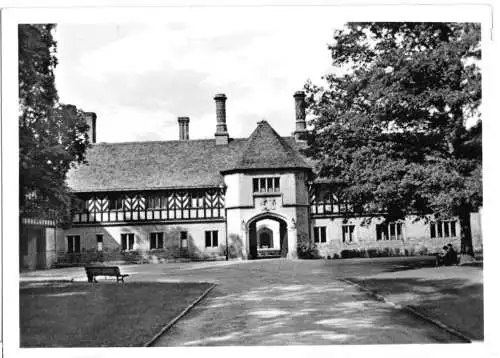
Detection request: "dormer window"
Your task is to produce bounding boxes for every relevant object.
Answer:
[253,177,280,193]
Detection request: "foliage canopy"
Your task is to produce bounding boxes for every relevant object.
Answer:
[19,24,91,225]
[304,23,482,254]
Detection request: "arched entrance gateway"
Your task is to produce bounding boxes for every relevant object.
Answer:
[246,213,289,259]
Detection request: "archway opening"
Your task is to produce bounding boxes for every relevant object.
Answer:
[248,215,288,259]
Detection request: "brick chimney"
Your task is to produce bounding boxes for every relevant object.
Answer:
[178,116,190,140]
[84,112,97,144]
[293,91,307,141]
[214,93,229,145]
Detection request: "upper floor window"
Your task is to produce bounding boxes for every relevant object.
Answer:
[253,177,280,193]
[342,224,355,243]
[430,220,456,239]
[109,196,124,210]
[313,226,327,243]
[376,222,403,241]
[147,195,162,209]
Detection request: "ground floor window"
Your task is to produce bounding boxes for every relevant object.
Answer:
[180,231,188,248]
[342,225,355,243]
[376,222,403,241]
[96,234,103,252]
[205,230,219,247]
[121,233,134,251]
[67,235,81,253]
[150,232,164,249]
[430,220,456,238]
[313,226,327,243]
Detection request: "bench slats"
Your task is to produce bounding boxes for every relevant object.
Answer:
[85,266,129,283]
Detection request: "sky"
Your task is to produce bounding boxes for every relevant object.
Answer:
[53,8,346,143]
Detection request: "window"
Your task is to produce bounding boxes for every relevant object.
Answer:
[205,231,219,248]
[109,196,124,210]
[342,225,355,243]
[148,195,162,209]
[77,199,88,212]
[376,222,403,241]
[180,231,188,248]
[96,234,103,252]
[121,233,134,251]
[150,232,164,249]
[253,177,280,193]
[313,226,327,243]
[67,235,81,253]
[430,220,457,239]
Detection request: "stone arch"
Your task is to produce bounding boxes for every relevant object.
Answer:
[246,212,290,259]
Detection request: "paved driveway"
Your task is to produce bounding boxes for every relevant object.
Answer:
[21,258,463,345]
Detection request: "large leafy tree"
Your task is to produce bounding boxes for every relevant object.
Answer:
[19,24,91,225]
[304,23,481,256]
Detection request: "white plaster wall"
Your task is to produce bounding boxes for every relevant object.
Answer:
[63,222,226,258]
[310,215,466,257]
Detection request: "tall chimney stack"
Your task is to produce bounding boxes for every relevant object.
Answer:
[293,91,307,141]
[84,112,97,144]
[214,93,229,145]
[178,116,190,140]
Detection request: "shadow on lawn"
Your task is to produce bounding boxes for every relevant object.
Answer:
[347,277,484,341]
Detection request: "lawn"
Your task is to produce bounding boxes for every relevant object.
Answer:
[347,266,483,341]
[20,281,213,347]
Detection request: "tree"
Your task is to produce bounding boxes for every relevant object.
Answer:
[304,23,481,257]
[19,24,91,225]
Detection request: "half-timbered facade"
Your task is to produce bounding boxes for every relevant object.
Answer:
[44,91,482,267]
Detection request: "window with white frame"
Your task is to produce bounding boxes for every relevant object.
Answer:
[253,177,280,193]
[430,220,456,239]
[342,224,355,243]
[150,232,164,249]
[205,230,219,247]
[67,235,81,253]
[313,226,327,243]
[376,222,403,241]
[121,233,134,251]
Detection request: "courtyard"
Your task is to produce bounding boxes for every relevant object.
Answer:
[20,256,483,346]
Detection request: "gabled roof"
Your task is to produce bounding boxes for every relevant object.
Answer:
[222,120,311,173]
[66,121,312,193]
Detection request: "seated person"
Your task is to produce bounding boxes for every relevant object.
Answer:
[436,245,449,266]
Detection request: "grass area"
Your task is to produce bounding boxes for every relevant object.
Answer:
[20,281,212,347]
[348,267,483,340]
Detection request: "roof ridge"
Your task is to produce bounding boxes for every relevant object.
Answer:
[93,137,248,146]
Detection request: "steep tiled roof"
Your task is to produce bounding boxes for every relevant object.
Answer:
[222,121,312,173]
[66,121,312,193]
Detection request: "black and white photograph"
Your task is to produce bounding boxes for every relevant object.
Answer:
[2,2,497,356]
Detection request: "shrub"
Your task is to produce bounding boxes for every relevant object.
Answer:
[297,242,321,259]
[367,248,378,258]
[340,249,362,259]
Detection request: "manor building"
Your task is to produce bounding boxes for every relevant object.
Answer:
[20,92,482,269]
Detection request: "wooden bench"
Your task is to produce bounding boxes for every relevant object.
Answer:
[85,266,129,283]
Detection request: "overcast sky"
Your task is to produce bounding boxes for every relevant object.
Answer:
[53,8,346,142]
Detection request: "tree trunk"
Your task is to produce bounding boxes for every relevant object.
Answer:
[458,209,475,260]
